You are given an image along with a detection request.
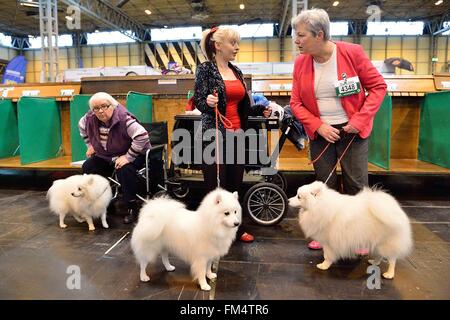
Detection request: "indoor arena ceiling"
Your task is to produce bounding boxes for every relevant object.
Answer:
[0,0,448,38]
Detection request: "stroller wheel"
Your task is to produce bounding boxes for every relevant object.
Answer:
[264,172,288,192]
[152,190,169,199]
[170,184,190,199]
[243,182,288,226]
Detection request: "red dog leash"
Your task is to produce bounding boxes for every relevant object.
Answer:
[213,89,233,188]
[309,131,357,185]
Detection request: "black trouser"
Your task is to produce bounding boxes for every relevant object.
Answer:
[203,163,245,195]
[202,130,246,194]
[309,123,369,195]
[82,155,145,205]
[147,148,165,195]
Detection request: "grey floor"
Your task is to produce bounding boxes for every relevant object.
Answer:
[0,187,449,300]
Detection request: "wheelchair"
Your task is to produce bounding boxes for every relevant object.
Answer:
[109,121,187,202]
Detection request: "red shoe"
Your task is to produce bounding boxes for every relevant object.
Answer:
[355,248,369,256]
[240,232,254,243]
[308,240,322,250]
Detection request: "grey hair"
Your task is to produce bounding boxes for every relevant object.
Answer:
[291,9,331,41]
[88,92,119,110]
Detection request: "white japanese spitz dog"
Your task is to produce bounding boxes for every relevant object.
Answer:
[47,174,112,231]
[289,181,413,279]
[131,188,241,291]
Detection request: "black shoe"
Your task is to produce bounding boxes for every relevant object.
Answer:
[123,200,139,224]
[123,208,137,224]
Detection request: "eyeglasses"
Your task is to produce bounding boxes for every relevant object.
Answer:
[92,104,111,113]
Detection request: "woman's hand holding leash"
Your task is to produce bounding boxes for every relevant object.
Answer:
[207,90,219,108]
[317,123,341,143]
[342,124,359,134]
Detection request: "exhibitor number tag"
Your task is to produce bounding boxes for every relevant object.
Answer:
[335,76,361,97]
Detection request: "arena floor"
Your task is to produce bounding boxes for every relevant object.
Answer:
[0,172,448,300]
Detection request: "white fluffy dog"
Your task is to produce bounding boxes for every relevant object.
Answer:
[289,181,413,279]
[131,188,242,291]
[47,174,112,231]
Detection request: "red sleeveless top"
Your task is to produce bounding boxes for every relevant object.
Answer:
[224,79,245,130]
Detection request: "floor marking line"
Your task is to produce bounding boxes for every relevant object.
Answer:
[104,231,130,255]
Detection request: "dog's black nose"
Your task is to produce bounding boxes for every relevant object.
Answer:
[234,222,240,227]
[71,193,75,197]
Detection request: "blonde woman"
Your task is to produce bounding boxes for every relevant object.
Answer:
[194,27,271,242]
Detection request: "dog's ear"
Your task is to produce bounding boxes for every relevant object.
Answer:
[232,191,238,199]
[215,193,222,205]
[310,183,324,197]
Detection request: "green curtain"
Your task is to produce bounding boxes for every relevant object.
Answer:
[126,91,153,123]
[70,95,91,162]
[0,99,20,159]
[17,97,62,165]
[368,94,392,170]
[418,91,450,169]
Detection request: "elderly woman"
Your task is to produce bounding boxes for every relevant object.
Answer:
[78,92,150,224]
[290,9,387,250]
[194,26,271,242]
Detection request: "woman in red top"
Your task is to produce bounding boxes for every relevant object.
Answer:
[290,9,387,250]
[194,26,271,242]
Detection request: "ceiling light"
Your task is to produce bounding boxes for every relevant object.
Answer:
[239,4,245,10]
[65,16,73,21]
[19,0,39,8]
[333,1,339,6]
[145,9,152,15]
[435,0,443,5]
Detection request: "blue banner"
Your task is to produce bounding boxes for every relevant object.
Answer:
[2,55,27,84]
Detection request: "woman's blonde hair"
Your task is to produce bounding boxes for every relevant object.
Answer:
[291,8,331,41]
[88,92,119,110]
[200,27,241,61]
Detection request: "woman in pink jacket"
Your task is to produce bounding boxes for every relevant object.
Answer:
[290,9,387,250]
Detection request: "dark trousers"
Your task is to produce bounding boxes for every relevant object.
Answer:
[203,163,245,195]
[309,123,369,195]
[202,130,245,194]
[82,155,145,205]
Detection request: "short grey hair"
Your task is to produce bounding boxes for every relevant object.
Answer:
[88,92,119,110]
[291,9,331,41]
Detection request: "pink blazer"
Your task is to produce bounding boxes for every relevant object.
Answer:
[290,41,387,139]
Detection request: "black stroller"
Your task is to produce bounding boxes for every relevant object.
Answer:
[164,113,304,226]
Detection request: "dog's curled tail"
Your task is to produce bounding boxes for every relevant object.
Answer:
[46,179,62,199]
[361,188,413,255]
[131,197,186,252]
[138,196,186,219]
[360,188,408,226]
[46,183,55,200]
